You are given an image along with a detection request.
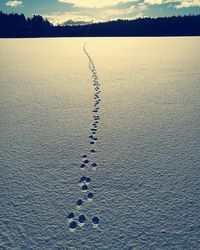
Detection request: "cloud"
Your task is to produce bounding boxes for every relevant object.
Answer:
[175,0,200,8]
[63,19,93,25]
[102,3,147,19]
[44,12,102,25]
[44,3,146,25]
[59,0,199,9]
[144,0,200,8]
[45,1,147,25]
[45,1,148,26]
[58,0,135,8]
[5,0,22,8]
[144,0,177,4]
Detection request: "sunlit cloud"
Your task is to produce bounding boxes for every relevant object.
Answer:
[1,0,199,23]
[54,0,200,26]
[44,12,102,25]
[5,0,22,8]
[58,0,137,8]
[103,3,147,19]
[144,0,177,4]
[44,3,146,25]
[144,0,200,8]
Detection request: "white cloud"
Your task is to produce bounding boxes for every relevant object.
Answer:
[5,0,22,8]
[58,0,200,10]
[58,0,135,8]
[103,3,147,19]
[103,6,144,17]
[45,1,148,25]
[144,0,177,4]
[44,4,146,25]
[144,0,200,8]
[44,12,102,25]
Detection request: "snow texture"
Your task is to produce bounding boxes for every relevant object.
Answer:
[0,37,200,249]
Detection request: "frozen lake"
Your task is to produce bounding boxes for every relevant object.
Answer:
[0,37,200,249]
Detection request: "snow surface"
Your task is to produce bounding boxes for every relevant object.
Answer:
[0,37,200,249]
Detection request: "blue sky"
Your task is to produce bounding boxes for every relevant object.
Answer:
[1,0,200,25]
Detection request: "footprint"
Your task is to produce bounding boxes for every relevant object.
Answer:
[69,221,77,232]
[67,212,75,222]
[84,159,89,164]
[92,216,100,228]
[86,177,91,185]
[76,199,83,209]
[80,163,86,170]
[87,192,94,202]
[81,184,88,192]
[79,176,87,186]
[80,176,87,182]
[78,214,86,227]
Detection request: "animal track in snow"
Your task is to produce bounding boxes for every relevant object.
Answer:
[67,43,101,232]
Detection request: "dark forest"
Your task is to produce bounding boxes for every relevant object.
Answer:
[0,11,200,37]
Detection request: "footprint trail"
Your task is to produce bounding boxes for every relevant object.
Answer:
[67,43,101,232]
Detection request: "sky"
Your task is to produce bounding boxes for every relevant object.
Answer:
[0,0,200,25]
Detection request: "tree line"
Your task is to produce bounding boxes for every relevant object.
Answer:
[0,11,200,37]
